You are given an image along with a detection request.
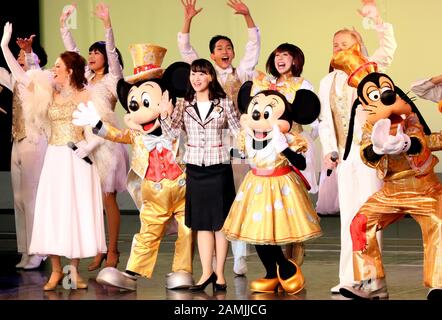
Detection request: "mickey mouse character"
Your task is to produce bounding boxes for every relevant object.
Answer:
[72,48,194,291]
[332,46,442,300]
[222,82,322,295]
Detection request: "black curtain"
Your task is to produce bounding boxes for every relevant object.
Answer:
[0,0,40,171]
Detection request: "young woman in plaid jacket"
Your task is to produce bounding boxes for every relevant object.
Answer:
[160,58,241,292]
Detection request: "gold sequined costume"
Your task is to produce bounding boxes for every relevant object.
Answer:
[350,113,442,288]
[97,124,193,278]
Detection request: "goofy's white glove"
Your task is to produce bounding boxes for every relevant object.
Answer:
[272,124,289,153]
[72,101,101,127]
[371,119,411,155]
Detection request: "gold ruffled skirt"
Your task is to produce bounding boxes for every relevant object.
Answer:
[222,170,322,245]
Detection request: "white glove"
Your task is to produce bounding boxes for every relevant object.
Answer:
[159,90,173,120]
[371,119,411,155]
[72,101,101,127]
[272,124,289,153]
[1,22,12,49]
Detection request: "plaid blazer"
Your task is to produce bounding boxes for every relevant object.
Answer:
[161,96,241,166]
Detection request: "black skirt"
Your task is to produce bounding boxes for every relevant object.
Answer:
[185,163,236,231]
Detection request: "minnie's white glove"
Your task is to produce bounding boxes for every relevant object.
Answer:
[72,101,101,127]
[371,119,411,155]
[272,124,289,153]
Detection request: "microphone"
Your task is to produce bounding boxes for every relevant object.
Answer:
[67,141,93,165]
[326,151,339,176]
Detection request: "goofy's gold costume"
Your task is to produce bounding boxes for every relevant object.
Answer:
[331,44,442,300]
[73,58,194,291]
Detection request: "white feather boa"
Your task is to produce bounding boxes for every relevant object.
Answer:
[20,70,126,192]
[20,69,53,142]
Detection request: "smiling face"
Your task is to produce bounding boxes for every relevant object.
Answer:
[123,81,163,133]
[52,57,71,86]
[210,39,235,70]
[240,92,291,142]
[88,49,106,73]
[189,70,212,94]
[274,51,294,77]
[360,75,412,135]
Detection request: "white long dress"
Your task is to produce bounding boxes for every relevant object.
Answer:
[29,99,107,259]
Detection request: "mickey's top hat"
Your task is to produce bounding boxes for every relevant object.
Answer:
[125,43,167,84]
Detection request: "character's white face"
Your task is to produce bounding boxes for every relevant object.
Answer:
[123,81,163,133]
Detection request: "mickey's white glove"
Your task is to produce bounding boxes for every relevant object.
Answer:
[272,124,289,153]
[371,119,411,155]
[72,101,101,127]
[159,90,173,120]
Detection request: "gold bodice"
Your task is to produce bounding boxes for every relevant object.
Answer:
[48,99,84,145]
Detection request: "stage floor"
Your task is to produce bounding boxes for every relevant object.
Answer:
[0,215,427,300]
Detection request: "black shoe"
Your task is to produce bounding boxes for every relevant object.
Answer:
[214,283,227,292]
[189,273,217,292]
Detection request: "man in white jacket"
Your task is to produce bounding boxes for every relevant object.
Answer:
[317,0,397,294]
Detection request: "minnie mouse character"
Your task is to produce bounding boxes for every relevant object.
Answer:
[73,46,194,291]
[332,44,442,300]
[222,82,322,295]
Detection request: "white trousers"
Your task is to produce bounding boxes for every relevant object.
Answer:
[11,136,47,253]
[336,146,382,285]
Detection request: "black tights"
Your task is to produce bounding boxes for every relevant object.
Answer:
[255,245,296,280]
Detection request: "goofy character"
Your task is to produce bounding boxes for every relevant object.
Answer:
[332,45,442,300]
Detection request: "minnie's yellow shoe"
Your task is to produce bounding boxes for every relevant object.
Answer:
[249,278,283,293]
[277,260,305,295]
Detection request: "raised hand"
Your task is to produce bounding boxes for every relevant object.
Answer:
[181,0,203,21]
[272,124,289,153]
[60,4,77,28]
[1,22,12,48]
[371,118,391,154]
[357,0,382,25]
[72,101,101,127]
[16,35,36,53]
[94,2,111,27]
[227,0,250,16]
[159,90,173,120]
[371,119,411,155]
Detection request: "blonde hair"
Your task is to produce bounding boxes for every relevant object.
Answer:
[333,29,361,45]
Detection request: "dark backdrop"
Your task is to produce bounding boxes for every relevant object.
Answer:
[0,0,40,171]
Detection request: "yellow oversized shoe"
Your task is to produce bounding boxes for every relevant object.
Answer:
[277,260,305,295]
[249,278,283,293]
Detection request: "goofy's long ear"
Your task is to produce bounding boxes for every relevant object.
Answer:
[291,89,321,125]
[117,78,133,112]
[343,99,360,160]
[395,86,431,135]
[237,81,253,114]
